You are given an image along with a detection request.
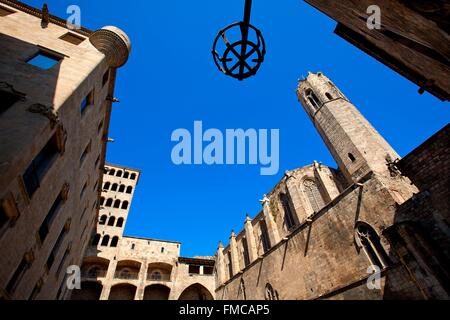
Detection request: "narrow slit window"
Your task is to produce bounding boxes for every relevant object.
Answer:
[80,91,94,114]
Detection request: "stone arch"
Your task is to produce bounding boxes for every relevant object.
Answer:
[143,284,171,300]
[70,281,102,300]
[147,262,173,282]
[108,283,137,300]
[115,260,141,280]
[178,283,214,300]
[81,257,110,279]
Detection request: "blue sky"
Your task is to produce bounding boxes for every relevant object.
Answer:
[25,0,449,257]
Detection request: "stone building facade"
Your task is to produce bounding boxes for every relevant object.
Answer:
[0,1,130,299]
[70,164,216,300]
[215,72,450,300]
[304,0,450,101]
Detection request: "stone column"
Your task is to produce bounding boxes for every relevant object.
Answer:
[100,259,117,300]
[216,242,226,286]
[261,195,281,246]
[229,231,240,276]
[244,215,258,262]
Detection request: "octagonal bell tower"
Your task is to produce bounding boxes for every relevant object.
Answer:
[297,72,400,184]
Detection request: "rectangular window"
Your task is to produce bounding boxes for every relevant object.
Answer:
[27,51,62,70]
[79,141,91,167]
[46,223,68,270]
[38,192,63,243]
[0,90,20,115]
[59,32,85,45]
[6,257,30,294]
[80,91,94,115]
[203,266,214,275]
[23,134,60,198]
[0,194,20,234]
[0,6,15,16]
[188,265,200,274]
[242,238,251,267]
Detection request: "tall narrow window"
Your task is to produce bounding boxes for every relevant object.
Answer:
[80,91,94,115]
[110,236,119,247]
[6,254,32,294]
[280,193,296,230]
[111,183,118,192]
[79,141,91,167]
[101,235,110,246]
[227,252,233,278]
[303,179,325,213]
[103,182,110,190]
[38,188,66,243]
[99,215,107,225]
[260,221,271,253]
[113,200,121,209]
[116,170,123,177]
[92,234,101,246]
[305,89,321,110]
[348,153,356,163]
[46,221,69,270]
[107,216,115,226]
[119,185,125,193]
[80,181,88,199]
[126,186,133,194]
[102,70,110,87]
[23,133,60,198]
[121,201,129,210]
[242,238,251,267]
[356,223,389,269]
[130,173,136,180]
[123,172,129,179]
[105,198,113,207]
[27,50,62,70]
[116,218,124,228]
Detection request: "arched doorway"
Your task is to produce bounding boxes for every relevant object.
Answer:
[108,284,137,300]
[70,281,102,300]
[143,284,171,300]
[178,284,214,300]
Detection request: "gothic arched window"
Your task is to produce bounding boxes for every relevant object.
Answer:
[355,223,389,269]
[305,89,321,110]
[265,283,279,300]
[280,193,296,230]
[260,221,271,254]
[303,179,324,213]
[238,279,246,300]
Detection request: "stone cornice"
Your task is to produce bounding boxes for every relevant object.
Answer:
[0,0,93,37]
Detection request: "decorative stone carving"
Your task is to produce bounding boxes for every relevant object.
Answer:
[27,103,59,129]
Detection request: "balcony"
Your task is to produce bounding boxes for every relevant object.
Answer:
[82,269,107,279]
[147,273,171,282]
[114,270,139,280]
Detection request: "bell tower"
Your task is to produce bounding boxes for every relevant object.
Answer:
[297,72,400,184]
